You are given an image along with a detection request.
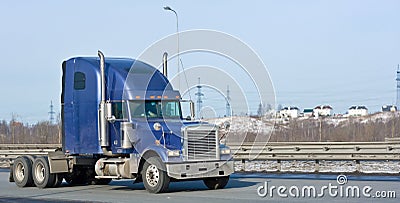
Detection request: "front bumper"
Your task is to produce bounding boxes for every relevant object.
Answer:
[166,160,234,179]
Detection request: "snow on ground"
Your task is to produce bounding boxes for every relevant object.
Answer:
[205,112,400,133]
[361,161,400,174]
[205,116,274,142]
[205,116,274,134]
[360,111,400,124]
[325,118,348,127]
[319,161,357,172]
[235,160,400,174]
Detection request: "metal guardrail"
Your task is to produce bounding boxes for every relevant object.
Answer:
[228,141,400,172]
[229,141,400,161]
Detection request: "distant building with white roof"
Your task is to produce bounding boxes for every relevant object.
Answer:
[348,105,368,117]
[279,106,300,118]
[382,105,397,112]
[313,105,333,117]
[303,108,314,117]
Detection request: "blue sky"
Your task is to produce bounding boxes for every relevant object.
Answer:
[0,1,399,123]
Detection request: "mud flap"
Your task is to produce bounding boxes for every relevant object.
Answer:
[48,151,69,173]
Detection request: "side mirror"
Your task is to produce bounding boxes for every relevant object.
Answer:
[105,102,116,123]
[107,115,116,123]
[180,99,195,120]
[105,102,113,118]
[190,101,195,119]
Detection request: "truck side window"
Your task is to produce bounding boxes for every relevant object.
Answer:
[112,102,125,119]
[164,102,179,117]
[74,72,86,90]
[130,101,145,117]
[145,102,159,117]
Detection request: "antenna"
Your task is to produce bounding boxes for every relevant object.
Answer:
[226,85,231,117]
[179,58,192,100]
[49,100,55,124]
[195,78,204,119]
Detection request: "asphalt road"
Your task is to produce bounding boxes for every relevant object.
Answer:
[0,169,399,203]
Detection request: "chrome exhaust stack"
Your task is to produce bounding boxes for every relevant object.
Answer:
[162,52,168,77]
[98,50,109,148]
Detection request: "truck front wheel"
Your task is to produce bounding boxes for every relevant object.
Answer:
[141,156,170,193]
[13,156,34,187]
[203,176,230,189]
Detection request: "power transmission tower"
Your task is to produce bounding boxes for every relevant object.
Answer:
[49,100,55,124]
[195,78,203,119]
[226,85,231,117]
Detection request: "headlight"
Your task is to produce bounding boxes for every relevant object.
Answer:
[220,148,231,155]
[167,150,180,157]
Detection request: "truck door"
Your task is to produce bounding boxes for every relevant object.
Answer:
[109,101,133,152]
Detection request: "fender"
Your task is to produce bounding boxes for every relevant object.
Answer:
[141,145,169,163]
[134,145,169,182]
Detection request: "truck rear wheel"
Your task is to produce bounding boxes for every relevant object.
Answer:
[65,170,89,185]
[89,178,112,185]
[13,156,34,187]
[203,176,230,189]
[32,156,56,188]
[141,156,170,193]
[52,173,64,187]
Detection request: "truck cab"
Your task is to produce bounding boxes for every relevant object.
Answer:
[11,51,234,193]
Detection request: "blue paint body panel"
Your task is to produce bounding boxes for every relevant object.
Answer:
[62,57,182,155]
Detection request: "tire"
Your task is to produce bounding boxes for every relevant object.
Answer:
[24,155,37,163]
[141,156,170,193]
[203,176,230,190]
[9,163,14,182]
[12,156,34,187]
[89,178,112,185]
[64,175,77,185]
[65,172,87,186]
[52,173,64,187]
[32,156,56,188]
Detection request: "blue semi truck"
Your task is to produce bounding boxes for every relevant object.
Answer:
[10,51,234,193]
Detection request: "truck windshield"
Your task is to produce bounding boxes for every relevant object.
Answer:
[129,100,181,119]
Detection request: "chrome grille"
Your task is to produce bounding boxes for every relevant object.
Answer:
[184,126,219,161]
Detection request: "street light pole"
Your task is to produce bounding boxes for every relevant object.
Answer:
[163,6,180,89]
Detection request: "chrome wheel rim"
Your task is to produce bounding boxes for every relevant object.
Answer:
[15,162,25,182]
[145,164,159,187]
[34,162,45,183]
